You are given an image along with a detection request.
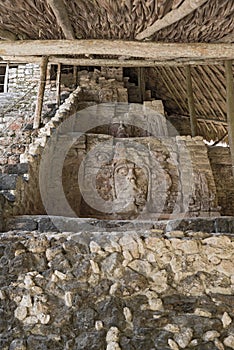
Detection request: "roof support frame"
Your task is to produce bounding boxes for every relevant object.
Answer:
[46,0,75,39]
[225,60,234,178]
[0,40,233,62]
[136,0,208,40]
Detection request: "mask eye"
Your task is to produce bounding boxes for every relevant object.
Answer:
[117,167,128,176]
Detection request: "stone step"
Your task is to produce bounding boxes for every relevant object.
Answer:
[4,215,234,234]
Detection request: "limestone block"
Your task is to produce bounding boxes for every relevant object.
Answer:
[174,328,193,349]
[224,335,234,349]
[222,312,232,328]
[14,306,27,321]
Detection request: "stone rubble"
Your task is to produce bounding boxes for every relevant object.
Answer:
[0,229,233,349]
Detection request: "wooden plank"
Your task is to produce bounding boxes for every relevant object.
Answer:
[185,65,198,136]
[46,0,75,39]
[0,40,233,61]
[33,56,48,129]
[56,63,62,107]
[225,60,234,178]
[136,0,208,40]
[0,55,226,67]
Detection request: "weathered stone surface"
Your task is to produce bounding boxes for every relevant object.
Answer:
[0,228,233,349]
[224,335,234,349]
[174,327,193,348]
[0,174,18,190]
[5,215,234,234]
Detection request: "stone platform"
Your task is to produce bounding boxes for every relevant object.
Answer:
[4,215,234,234]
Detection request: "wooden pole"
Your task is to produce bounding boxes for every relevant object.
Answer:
[73,66,78,87]
[33,56,48,129]
[56,63,62,107]
[185,65,198,136]
[138,67,145,102]
[3,62,9,93]
[225,60,234,178]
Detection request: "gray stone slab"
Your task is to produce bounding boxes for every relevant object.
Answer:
[0,174,18,190]
[3,163,28,175]
[5,215,234,234]
[165,218,216,233]
[6,216,38,231]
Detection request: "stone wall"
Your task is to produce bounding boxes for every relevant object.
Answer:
[0,229,234,350]
[0,68,129,223]
[0,63,58,194]
[0,193,4,231]
[0,64,57,223]
[0,64,57,138]
[208,146,234,216]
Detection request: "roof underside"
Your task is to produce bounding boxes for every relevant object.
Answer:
[0,0,233,42]
[0,0,233,141]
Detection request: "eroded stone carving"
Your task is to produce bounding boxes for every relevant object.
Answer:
[79,137,177,219]
[94,142,149,218]
[68,133,219,220]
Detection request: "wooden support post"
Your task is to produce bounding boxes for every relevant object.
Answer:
[56,63,62,107]
[138,67,145,102]
[33,56,48,129]
[73,66,78,87]
[225,60,234,178]
[185,65,198,136]
[3,62,9,93]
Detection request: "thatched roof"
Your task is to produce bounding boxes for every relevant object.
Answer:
[146,64,230,141]
[0,0,233,142]
[0,0,233,42]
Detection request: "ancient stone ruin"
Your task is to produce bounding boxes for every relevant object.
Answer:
[0,64,234,350]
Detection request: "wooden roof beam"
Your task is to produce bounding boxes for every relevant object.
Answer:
[46,0,75,39]
[136,0,208,41]
[225,60,234,178]
[0,56,227,67]
[0,40,233,61]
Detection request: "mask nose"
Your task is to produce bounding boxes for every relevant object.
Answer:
[127,168,136,182]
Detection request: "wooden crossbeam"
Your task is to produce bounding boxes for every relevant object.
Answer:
[136,0,208,40]
[0,41,233,61]
[0,55,226,67]
[46,0,75,39]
